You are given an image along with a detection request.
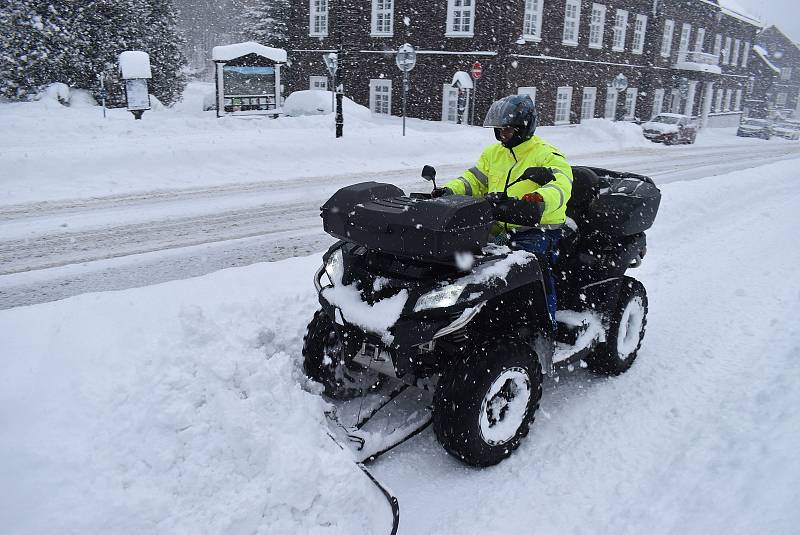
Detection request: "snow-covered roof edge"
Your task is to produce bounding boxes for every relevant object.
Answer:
[753,45,781,74]
[717,0,762,27]
[451,71,474,89]
[212,42,287,63]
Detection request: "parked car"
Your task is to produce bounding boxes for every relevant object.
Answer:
[641,113,698,145]
[772,121,800,140]
[736,118,773,140]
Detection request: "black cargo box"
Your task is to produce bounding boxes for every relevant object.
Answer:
[321,182,492,260]
[570,167,661,237]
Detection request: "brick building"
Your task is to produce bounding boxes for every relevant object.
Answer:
[283,0,764,127]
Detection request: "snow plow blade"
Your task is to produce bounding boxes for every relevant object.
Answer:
[325,379,433,463]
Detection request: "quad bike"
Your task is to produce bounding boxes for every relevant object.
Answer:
[303,165,661,467]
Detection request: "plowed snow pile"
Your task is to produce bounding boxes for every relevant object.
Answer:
[0,257,389,535]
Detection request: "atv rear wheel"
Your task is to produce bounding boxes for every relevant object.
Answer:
[433,337,542,467]
[587,276,648,375]
[302,310,381,400]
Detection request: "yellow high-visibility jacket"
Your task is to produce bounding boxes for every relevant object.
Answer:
[445,135,573,230]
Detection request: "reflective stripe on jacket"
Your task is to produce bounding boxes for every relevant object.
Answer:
[445,135,573,228]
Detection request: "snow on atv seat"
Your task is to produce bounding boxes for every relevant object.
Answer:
[0,256,392,535]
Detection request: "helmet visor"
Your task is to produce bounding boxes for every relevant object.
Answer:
[482,99,516,128]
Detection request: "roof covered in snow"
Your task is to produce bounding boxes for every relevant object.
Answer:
[716,0,762,26]
[753,45,781,73]
[118,51,152,79]
[212,42,287,63]
[451,71,474,89]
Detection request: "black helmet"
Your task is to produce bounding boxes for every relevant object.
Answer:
[483,94,539,148]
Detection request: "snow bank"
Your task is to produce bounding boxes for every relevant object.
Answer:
[0,257,390,535]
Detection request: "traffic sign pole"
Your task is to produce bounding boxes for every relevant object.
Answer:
[470,61,482,126]
[395,43,417,137]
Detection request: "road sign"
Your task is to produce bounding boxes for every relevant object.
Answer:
[323,53,338,77]
[396,43,417,73]
[471,61,483,80]
[612,73,629,92]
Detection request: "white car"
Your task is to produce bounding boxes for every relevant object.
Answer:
[641,113,698,145]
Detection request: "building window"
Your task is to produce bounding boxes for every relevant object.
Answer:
[732,39,741,66]
[670,89,681,113]
[562,0,581,45]
[652,88,665,117]
[309,76,328,90]
[715,88,723,112]
[581,87,597,120]
[370,79,392,115]
[624,88,638,120]
[612,10,628,51]
[517,86,537,104]
[522,0,544,40]
[694,27,705,51]
[723,36,732,65]
[660,19,674,57]
[724,89,733,111]
[713,34,722,62]
[309,0,328,36]
[781,67,792,81]
[605,86,618,119]
[678,23,691,57]
[734,89,743,111]
[631,14,647,54]
[741,42,750,68]
[776,92,788,107]
[555,86,573,124]
[588,4,606,49]
[371,0,394,36]
[446,0,475,36]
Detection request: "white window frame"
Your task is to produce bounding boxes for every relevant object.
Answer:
[631,14,647,55]
[517,86,537,105]
[724,89,733,111]
[715,88,723,112]
[776,92,788,107]
[522,0,544,41]
[562,0,581,46]
[660,19,674,58]
[624,87,638,120]
[741,42,750,68]
[734,89,743,111]
[581,87,597,120]
[309,76,328,90]
[589,4,606,49]
[370,79,392,115]
[723,36,732,65]
[309,0,328,37]
[605,86,618,119]
[732,39,741,67]
[781,68,793,81]
[652,88,665,117]
[694,27,705,52]
[446,0,475,37]
[678,23,692,56]
[713,34,722,62]
[612,10,628,52]
[371,0,394,36]
[555,86,574,125]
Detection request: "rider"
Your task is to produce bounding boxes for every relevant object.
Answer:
[437,94,573,329]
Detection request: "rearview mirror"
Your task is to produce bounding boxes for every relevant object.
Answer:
[421,165,437,181]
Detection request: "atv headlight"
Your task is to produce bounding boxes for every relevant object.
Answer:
[414,283,466,312]
[324,248,344,286]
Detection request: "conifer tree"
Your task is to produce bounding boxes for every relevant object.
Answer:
[245,0,290,50]
[143,0,187,105]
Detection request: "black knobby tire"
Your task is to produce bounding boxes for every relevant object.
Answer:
[433,337,543,467]
[587,276,648,375]
[302,309,380,400]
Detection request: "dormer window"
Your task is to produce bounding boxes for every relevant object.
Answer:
[446,0,475,37]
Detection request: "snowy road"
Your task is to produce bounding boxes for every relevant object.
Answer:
[2,142,799,309]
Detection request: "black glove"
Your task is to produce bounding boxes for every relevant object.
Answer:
[487,193,544,226]
[431,187,453,198]
[521,166,556,185]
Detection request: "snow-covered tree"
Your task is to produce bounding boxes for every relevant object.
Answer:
[245,0,290,50]
[142,0,187,105]
[0,0,72,99]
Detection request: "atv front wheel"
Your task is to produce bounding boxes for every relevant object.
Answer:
[302,310,381,400]
[587,276,648,375]
[433,337,542,467]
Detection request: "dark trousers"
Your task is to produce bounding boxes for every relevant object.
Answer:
[510,229,561,329]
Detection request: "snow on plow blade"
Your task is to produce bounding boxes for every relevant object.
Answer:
[325,379,433,463]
